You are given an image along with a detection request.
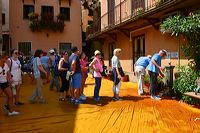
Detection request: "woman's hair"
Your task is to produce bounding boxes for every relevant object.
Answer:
[34,49,43,58]
[11,49,17,55]
[113,48,121,56]
[61,51,68,57]
[79,52,85,59]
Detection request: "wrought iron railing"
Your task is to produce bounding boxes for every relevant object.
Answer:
[86,0,174,38]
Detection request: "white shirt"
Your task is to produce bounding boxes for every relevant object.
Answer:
[0,63,9,83]
[9,58,22,82]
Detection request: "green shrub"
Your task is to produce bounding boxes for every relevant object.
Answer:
[173,66,200,105]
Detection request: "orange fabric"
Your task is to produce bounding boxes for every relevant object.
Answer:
[0,75,200,132]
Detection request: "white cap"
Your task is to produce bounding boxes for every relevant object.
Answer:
[49,49,55,53]
[159,49,167,55]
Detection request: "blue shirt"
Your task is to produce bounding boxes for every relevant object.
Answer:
[135,57,151,68]
[69,53,81,73]
[40,56,49,69]
[33,57,41,78]
[111,55,121,68]
[148,53,161,74]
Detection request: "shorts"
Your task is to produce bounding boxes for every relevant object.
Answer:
[12,80,22,86]
[0,82,9,90]
[71,73,82,89]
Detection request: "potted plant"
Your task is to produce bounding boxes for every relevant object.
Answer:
[144,75,150,88]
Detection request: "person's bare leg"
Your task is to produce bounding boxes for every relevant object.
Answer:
[4,87,14,112]
[15,84,20,103]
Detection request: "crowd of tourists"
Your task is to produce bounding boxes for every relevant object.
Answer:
[0,45,167,116]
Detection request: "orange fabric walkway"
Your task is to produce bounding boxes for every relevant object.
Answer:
[0,75,200,133]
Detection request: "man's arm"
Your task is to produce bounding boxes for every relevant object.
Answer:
[151,59,163,76]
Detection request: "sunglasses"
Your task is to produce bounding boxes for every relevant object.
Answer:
[14,52,19,55]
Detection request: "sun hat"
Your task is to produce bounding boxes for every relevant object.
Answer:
[94,50,101,56]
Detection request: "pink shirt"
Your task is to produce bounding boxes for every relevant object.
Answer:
[93,57,103,78]
[80,59,88,78]
[80,59,87,68]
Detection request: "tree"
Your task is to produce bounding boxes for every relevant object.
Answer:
[160,11,200,72]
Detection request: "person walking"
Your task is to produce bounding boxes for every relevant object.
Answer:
[69,46,82,104]
[79,52,88,100]
[58,51,70,101]
[7,49,24,105]
[29,50,47,103]
[111,48,124,101]
[0,54,20,116]
[89,50,103,102]
[148,49,167,100]
[134,55,151,96]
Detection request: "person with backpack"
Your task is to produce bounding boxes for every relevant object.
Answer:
[69,46,82,104]
[49,49,60,91]
[7,49,24,105]
[0,54,20,116]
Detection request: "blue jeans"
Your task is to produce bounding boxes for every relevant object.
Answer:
[148,71,158,96]
[94,77,102,99]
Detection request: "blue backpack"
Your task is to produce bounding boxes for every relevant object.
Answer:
[52,55,60,76]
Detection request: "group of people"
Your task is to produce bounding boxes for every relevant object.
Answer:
[135,49,167,100]
[0,45,167,116]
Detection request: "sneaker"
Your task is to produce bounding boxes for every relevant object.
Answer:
[80,94,87,101]
[94,97,101,102]
[8,111,20,116]
[4,105,10,111]
[71,98,75,103]
[15,102,24,106]
[113,97,123,101]
[150,95,155,99]
[74,99,83,104]
[29,99,36,104]
[154,96,161,100]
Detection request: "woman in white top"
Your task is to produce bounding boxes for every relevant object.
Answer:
[7,49,23,105]
[111,48,124,101]
[0,54,20,116]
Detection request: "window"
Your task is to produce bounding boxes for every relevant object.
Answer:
[60,7,70,21]
[59,43,72,54]
[133,35,145,70]
[41,6,54,20]
[18,42,32,57]
[2,13,5,25]
[23,5,34,19]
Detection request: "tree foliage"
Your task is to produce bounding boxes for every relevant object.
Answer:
[160,11,200,71]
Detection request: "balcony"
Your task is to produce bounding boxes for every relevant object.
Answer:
[87,0,200,40]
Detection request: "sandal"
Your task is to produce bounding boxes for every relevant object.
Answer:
[59,98,65,101]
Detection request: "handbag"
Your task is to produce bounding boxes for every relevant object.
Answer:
[40,64,46,79]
